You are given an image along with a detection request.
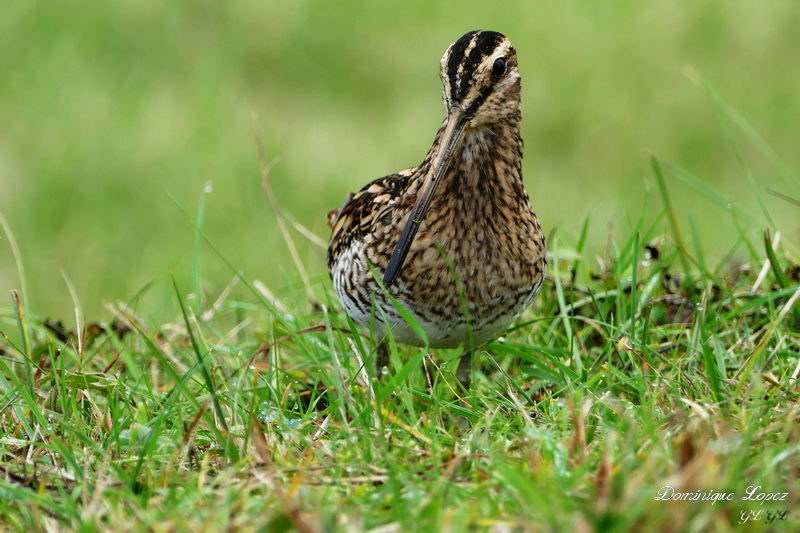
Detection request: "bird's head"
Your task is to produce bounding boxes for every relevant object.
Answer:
[440,30,520,129]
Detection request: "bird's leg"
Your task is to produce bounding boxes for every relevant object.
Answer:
[455,350,473,391]
[374,342,390,378]
[422,353,438,389]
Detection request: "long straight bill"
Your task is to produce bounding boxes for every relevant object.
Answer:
[382,108,468,287]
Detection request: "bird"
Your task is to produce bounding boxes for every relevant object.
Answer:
[327,30,546,388]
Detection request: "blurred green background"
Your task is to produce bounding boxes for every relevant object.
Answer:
[1,1,799,322]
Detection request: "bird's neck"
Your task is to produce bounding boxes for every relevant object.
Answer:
[427,112,527,215]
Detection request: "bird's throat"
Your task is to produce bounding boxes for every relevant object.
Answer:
[429,114,525,217]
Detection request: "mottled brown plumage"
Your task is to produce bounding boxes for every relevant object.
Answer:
[328,30,546,360]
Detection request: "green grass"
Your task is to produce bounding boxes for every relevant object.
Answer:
[2,2,800,531]
[2,157,799,530]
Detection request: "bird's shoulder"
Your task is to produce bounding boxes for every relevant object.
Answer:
[327,168,416,262]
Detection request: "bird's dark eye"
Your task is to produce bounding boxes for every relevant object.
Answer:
[492,57,506,76]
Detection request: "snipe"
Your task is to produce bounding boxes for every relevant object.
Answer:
[327,30,546,386]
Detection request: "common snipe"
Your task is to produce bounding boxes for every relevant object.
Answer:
[327,30,546,385]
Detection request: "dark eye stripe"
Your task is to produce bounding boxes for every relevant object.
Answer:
[463,85,494,120]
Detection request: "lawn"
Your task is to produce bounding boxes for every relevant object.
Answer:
[1,1,799,531]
